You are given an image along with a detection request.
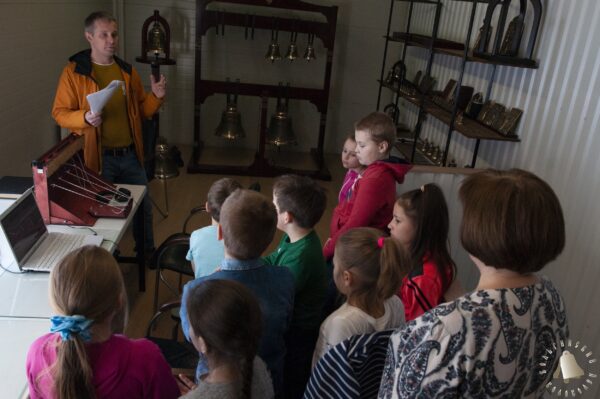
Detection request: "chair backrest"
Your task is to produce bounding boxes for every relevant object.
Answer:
[304,329,394,399]
[146,300,199,372]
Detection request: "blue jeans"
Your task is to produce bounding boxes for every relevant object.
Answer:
[101,151,154,251]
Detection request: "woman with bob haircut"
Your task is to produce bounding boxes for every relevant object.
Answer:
[379,169,569,398]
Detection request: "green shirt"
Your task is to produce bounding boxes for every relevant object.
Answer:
[264,230,327,331]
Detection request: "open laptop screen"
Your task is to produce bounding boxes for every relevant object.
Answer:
[0,190,47,264]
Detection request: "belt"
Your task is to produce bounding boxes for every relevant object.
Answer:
[103,144,135,157]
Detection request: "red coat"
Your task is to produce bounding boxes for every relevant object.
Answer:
[398,257,454,321]
[323,157,411,260]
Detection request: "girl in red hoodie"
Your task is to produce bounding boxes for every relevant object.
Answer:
[323,112,411,260]
[388,183,457,321]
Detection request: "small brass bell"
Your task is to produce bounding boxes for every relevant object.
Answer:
[215,81,245,140]
[286,31,299,61]
[304,33,316,61]
[266,28,282,63]
[558,350,585,383]
[148,21,166,56]
[267,83,297,146]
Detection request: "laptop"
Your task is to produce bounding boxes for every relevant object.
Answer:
[0,189,103,272]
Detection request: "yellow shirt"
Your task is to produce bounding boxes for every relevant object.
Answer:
[92,62,133,148]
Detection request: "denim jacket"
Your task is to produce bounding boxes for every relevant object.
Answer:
[180,258,295,395]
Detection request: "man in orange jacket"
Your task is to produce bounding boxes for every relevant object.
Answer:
[52,11,167,257]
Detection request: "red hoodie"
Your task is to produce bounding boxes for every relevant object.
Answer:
[323,157,412,260]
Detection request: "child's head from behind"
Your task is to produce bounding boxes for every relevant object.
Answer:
[272,174,327,230]
[341,136,362,171]
[220,189,277,259]
[206,178,242,222]
[354,112,396,166]
[186,279,262,397]
[333,227,409,308]
[460,168,565,274]
[49,245,127,398]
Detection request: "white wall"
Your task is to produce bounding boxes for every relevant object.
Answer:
[0,0,112,176]
[401,1,600,397]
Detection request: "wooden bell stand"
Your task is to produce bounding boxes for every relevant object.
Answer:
[188,0,338,181]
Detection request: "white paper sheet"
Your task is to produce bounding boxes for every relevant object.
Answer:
[86,80,125,114]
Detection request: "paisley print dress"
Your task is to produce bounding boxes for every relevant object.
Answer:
[378,277,568,398]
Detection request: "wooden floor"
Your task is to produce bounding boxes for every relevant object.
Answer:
[122,146,346,338]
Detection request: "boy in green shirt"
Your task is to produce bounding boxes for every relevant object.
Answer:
[263,174,327,399]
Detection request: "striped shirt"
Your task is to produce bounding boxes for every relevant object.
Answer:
[304,329,393,399]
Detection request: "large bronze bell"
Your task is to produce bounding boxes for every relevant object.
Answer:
[267,84,296,146]
[215,85,245,140]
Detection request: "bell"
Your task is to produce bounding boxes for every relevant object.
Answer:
[286,31,299,61]
[265,42,282,63]
[286,42,299,61]
[154,143,179,179]
[148,21,166,56]
[304,33,316,61]
[215,104,245,140]
[558,351,585,382]
[267,111,296,146]
[215,97,245,140]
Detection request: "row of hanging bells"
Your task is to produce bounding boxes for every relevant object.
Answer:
[266,31,316,62]
[215,80,296,146]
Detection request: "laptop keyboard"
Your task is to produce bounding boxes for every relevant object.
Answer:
[23,233,86,271]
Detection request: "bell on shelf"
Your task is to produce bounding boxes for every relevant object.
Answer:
[265,27,282,63]
[215,79,245,140]
[286,31,299,61]
[304,33,316,61]
[267,83,297,146]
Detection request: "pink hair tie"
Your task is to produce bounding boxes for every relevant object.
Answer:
[377,237,385,248]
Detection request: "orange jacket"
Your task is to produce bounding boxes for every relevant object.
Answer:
[52,49,162,173]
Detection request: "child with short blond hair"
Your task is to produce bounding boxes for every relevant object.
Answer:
[323,112,412,260]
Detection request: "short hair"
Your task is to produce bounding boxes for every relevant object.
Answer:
[273,175,327,229]
[206,178,242,222]
[354,112,396,153]
[220,189,277,260]
[84,11,116,33]
[459,168,565,273]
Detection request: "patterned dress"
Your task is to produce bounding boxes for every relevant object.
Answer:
[379,277,568,398]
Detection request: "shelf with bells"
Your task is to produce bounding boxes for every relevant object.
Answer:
[189,0,338,181]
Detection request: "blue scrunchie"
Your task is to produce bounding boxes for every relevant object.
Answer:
[50,315,93,342]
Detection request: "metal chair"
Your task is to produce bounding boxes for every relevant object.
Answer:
[151,205,207,313]
[146,300,199,371]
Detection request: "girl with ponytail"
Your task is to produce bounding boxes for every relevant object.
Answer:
[26,245,179,399]
[388,183,459,321]
[312,227,409,365]
[179,279,273,399]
